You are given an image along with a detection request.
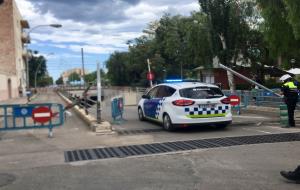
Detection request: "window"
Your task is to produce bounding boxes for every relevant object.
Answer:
[179,86,223,99]
[156,86,176,98]
[146,86,159,98]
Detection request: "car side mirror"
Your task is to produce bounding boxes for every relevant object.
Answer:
[142,94,150,99]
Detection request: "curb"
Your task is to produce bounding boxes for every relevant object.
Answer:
[57,91,114,134]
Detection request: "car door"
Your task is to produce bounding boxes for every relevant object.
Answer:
[143,86,159,118]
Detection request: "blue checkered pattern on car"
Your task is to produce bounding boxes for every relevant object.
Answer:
[155,98,166,119]
[184,105,229,116]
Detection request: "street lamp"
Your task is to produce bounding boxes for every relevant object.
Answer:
[25,24,62,91]
[34,53,54,90]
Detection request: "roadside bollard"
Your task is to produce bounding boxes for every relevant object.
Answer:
[279,104,289,127]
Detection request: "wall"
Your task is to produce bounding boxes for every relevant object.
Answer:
[214,68,252,89]
[0,0,26,100]
[0,0,16,75]
[0,74,19,101]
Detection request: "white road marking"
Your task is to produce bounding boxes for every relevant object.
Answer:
[34,113,51,118]
[242,128,272,134]
[233,115,267,119]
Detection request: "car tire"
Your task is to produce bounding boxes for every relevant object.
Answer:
[138,107,145,121]
[163,114,175,131]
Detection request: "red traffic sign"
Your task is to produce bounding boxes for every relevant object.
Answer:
[229,95,241,106]
[147,72,154,80]
[32,106,53,123]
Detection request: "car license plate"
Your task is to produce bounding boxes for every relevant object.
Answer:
[198,104,216,109]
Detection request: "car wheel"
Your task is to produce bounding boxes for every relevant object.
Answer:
[138,107,145,121]
[163,114,175,131]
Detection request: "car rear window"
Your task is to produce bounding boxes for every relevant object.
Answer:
[179,86,224,99]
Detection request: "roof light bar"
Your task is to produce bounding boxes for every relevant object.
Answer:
[165,79,183,83]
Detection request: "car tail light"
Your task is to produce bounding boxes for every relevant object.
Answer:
[172,99,195,106]
[221,97,230,104]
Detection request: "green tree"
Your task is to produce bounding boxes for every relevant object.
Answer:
[55,77,63,85]
[106,52,129,86]
[38,76,53,87]
[84,70,106,84]
[199,0,255,92]
[68,72,81,83]
[257,0,300,68]
[28,54,47,87]
[283,0,300,40]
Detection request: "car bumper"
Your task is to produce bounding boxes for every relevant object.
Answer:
[170,113,232,125]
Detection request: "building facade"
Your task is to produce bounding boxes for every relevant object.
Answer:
[61,68,87,84]
[0,0,29,101]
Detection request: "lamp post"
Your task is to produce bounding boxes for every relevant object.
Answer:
[25,24,62,91]
[34,53,54,90]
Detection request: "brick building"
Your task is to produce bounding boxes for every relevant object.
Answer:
[0,0,30,101]
[194,57,252,89]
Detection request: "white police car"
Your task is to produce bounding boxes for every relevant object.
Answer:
[138,80,232,131]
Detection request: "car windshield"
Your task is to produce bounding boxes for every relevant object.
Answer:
[179,86,224,99]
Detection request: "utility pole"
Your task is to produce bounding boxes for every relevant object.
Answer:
[96,62,102,124]
[81,48,86,89]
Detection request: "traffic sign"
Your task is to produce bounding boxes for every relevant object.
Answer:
[13,106,34,117]
[229,95,240,106]
[32,106,53,124]
[147,72,154,80]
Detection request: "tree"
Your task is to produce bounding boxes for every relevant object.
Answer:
[28,54,47,87]
[199,0,255,92]
[257,0,300,68]
[84,70,106,84]
[68,72,80,83]
[283,0,300,40]
[55,77,63,85]
[38,76,53,87]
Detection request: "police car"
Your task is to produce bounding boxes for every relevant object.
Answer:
[138,80,232,131]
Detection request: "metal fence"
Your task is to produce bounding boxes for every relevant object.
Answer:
[222,89,284,108]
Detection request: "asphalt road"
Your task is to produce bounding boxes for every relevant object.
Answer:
[0,91,299,190]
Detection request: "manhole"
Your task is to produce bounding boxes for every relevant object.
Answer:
[65,132,300,163]
[0,173,16,188]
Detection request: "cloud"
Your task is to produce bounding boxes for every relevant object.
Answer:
[16,0,199,54]
[27,0,141,24]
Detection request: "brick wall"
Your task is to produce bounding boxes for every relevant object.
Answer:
[0,0,16,75]
[214,68,252,89]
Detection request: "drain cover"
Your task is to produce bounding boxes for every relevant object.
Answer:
[0,173,16,188]
[65,132,300,162]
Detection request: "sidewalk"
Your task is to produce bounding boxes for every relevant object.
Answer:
[0,96,28,105]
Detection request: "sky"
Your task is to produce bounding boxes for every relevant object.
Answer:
[15,0,200,80]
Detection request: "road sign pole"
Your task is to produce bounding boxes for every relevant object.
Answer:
[147,59,153,87]
[48,127,53,138]
[96,62,102,124]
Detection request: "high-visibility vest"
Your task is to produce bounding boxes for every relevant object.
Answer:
[283,81,298,94]
[283,81,297,89]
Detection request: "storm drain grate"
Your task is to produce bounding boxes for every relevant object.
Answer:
[116,128,164,135]
[64,132,300,162]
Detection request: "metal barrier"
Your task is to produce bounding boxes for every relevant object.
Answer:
[0,103,64,137]
[111,96,124,124]
[222,89,284,108]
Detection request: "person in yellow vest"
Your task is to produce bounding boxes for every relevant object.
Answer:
[279,74,299,127]
[279,74,300,182]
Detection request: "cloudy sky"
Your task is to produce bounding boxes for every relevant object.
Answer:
[16,0,200,80]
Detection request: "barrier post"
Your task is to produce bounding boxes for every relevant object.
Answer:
[279,104,289,127]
